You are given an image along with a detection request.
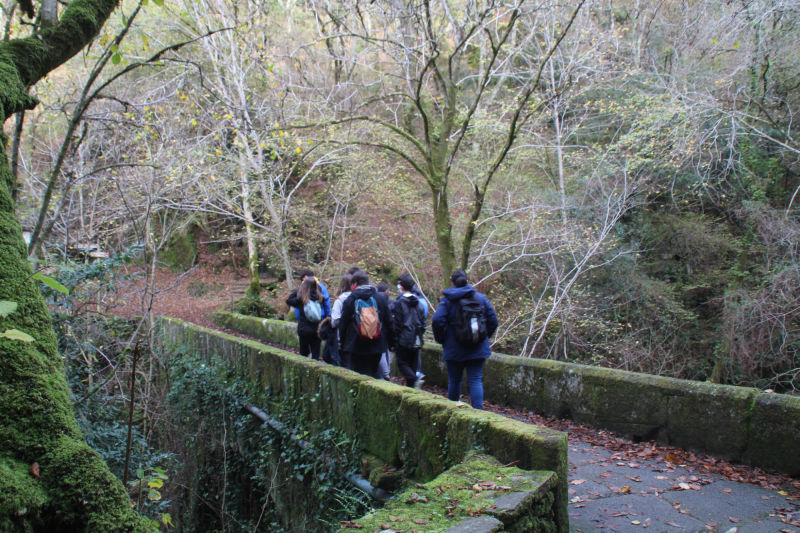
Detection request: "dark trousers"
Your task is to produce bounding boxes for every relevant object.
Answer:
[340,350,353,370]
[352,352,381,378]
[396,346,419,387]
[322,329,340,366]
[446,358,485,409]
[298,333,321,360]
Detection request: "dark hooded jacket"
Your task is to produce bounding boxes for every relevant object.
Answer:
[392,292,426,348]
[287,287,322,337]
[432,285,498,361]
[339,284,393,355]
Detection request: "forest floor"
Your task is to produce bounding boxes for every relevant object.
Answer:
[112,262,800,532]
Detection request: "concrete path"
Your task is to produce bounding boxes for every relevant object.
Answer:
[567,440,799,532]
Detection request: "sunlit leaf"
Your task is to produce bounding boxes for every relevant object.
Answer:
[32,272,69,295]
[1,329,35,343]
[0,301,18,317]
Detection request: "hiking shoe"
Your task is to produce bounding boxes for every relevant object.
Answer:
[413,378,424,389]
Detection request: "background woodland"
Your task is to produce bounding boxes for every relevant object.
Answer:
[6,0,800,393]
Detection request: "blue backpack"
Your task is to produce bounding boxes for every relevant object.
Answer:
[303,300,322,322]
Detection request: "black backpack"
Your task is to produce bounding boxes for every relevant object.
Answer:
[395,298,424,349]
[450,294,487,345]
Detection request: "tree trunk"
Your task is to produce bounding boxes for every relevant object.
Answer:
[239,156,261,298]
[0,0,153,529]
[432,187,456,284]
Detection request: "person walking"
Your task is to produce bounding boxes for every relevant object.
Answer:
[432,270,498,409]
[329,273,353,367]
[396,273,428,385]
[339,271,393,377]
[375,281,393,380]
[286,277,326,359]
[392,277,426,388]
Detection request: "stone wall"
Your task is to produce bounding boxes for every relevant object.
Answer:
[212,311,800,477]
[157,316,569,532]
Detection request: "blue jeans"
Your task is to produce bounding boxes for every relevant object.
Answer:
[446,358,485,409]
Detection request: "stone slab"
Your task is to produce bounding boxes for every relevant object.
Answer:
[444,516,504,533]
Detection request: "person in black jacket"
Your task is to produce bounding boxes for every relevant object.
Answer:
[392,278,426,388]
[286,278,324,359]
[339,271,394,377]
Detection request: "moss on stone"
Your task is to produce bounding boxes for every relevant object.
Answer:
[340,453,557,533]
[160,226,197,271]
[156,317,570,532]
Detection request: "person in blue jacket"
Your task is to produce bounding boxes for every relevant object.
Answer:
[432,270,498,409]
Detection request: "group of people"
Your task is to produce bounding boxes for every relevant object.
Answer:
[286,268,498,409]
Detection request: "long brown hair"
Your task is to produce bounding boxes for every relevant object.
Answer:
[296,278,323,305]
[338,273,353,296]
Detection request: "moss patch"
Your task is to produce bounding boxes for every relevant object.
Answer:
[160,226,197,271]
[340,453,557,533]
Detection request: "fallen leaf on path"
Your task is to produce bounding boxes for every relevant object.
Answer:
[412,519,427,524]
[571,479,587,485]
[722,488,733,494]
[621,486,632,494]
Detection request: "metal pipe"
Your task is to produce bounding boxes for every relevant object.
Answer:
[233,392,389,502]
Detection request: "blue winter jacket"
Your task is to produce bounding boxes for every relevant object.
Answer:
[432,285,498,361]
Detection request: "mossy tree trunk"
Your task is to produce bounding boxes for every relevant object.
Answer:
[0,1,153,530]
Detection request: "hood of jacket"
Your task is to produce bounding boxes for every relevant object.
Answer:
[442,285,475,302]
[397,292,419,306]
[350,285,377,300]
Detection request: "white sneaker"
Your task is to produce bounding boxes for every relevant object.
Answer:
[413,378,424,389]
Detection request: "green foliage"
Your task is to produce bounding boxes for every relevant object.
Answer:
[233,295,278,318]
[161,227,197,271]
[164,351,374,532]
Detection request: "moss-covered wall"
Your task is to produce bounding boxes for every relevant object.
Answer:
[213,312,800,477]
[428,347,800,477]
[342,452,559,532]
[156,316,570,532]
